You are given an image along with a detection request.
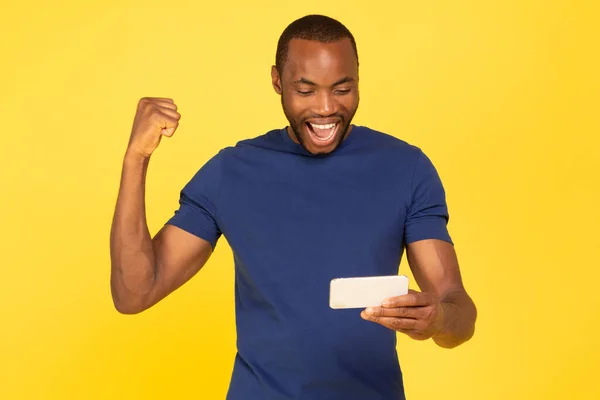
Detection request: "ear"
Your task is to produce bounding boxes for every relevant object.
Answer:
[271,65,282,95]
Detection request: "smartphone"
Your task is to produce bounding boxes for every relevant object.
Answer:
[329,275,409,309]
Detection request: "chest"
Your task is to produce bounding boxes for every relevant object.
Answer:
[218,154,412,263]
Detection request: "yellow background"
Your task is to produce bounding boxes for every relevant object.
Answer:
[1,0,599,398]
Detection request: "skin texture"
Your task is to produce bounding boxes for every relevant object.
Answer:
[110,37,477,349]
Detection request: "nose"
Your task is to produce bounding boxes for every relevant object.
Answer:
[313,91,337,116]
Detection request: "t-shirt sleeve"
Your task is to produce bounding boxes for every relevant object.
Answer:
[165,152,223,250]
[404,149,453,245]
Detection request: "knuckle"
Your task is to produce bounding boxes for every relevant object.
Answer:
[399,318,409,329]
[394,320,405,331]
[144,103,156,115]
[409,294,418,306]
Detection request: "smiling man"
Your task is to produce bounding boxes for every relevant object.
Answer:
[273,34,359,154]
[110,14,477,400]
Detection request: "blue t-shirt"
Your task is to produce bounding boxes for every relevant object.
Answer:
[166,125,453,400]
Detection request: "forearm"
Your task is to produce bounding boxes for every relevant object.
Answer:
[433,290,477,349]
[109,151,157,312]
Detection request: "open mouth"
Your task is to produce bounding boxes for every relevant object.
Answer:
[306,122,339,144]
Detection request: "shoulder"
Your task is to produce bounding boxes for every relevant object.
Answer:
[180,129,281,192]
[353,125,445,186]
[211,128,285,161]
[232,128,284,151]
[354,125,426,161]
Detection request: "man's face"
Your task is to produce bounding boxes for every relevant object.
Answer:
[272,38,359,155]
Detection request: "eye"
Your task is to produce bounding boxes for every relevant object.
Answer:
[335,88,352,95]
[296,90,313,96]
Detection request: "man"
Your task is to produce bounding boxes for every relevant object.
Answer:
[110,14,477,400]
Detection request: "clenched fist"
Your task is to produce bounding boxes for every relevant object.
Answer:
[127,97,181,158]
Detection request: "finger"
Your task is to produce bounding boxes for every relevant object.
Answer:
[154,101,178,111]
[155,107,181,120]
[144,97,174,103]
[162,127,176,137]
[153,112,179,136]
[153,111,179,126]
[383,291,430,308]
[397,329,428,341]
[361,312,418,331]
[364,306,422,319]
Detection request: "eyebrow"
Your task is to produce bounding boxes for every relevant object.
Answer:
[292,76,355,86]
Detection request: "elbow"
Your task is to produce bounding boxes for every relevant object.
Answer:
[110,264,156,315]
[434,325,476,349]
[112,300,147,315]
[110,282,150,315]
[460,302,478,345]
[434,294,478,349]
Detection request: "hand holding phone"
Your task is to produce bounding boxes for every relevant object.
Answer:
[329,275,409,309]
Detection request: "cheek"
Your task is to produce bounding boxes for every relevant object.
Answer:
[341,94,359,111]
[283,95,309,119]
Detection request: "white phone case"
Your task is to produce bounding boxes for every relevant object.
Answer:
[329,275,409,309]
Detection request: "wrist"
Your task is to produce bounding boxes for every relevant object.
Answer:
[124,148,151,166]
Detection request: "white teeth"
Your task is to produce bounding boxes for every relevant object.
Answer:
[308,122,337,142]
[310,123,336,130]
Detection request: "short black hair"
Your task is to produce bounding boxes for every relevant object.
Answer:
[275,14,359,75]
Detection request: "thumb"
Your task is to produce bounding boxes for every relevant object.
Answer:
[161,127,176,137]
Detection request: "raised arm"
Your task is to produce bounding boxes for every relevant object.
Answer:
[109,98,213,314]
